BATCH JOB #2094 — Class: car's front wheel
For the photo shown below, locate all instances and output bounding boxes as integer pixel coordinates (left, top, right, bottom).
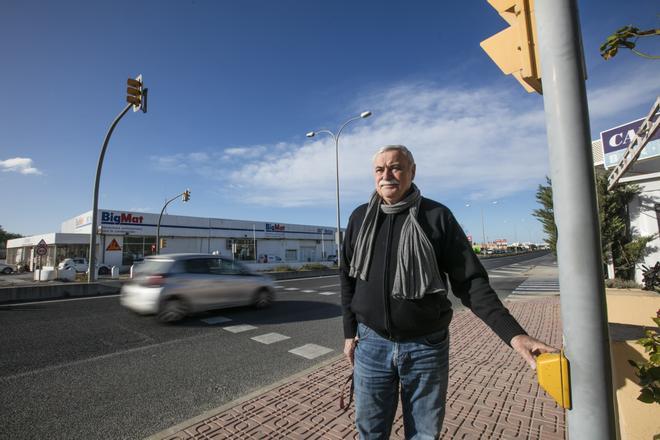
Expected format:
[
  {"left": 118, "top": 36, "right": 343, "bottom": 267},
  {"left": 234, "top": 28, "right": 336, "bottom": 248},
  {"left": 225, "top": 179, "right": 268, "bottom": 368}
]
[
  {"left": 98, "top": 266, "right": 111, "bottom": 276},
  {"left": 2, "top": 267, "right": 12, "bottom": 274},
  {"left": 157, "top": 298, "right": 187, "bottom": 323},
  {"left": 254, "top": 288, "right": 273, "bottom": 309}
]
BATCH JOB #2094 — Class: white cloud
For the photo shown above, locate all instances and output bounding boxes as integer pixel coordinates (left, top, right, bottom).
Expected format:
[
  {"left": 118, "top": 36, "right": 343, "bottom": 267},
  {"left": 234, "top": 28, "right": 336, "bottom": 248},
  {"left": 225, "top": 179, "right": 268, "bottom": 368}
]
[
  {"left": 226, "top": 83, "right": 550, "bottom": 207},
  {"left": 587, "top": 64, "right": 660, "bottom": 121},
  {"left": 0, "top": 157, "right": 42, "bottom": 175}
]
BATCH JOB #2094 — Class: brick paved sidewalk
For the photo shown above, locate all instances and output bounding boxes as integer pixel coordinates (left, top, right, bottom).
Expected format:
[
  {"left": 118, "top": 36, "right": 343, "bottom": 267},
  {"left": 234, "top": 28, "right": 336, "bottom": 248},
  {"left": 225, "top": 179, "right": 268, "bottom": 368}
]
[{"left": 151, "top": 297, "right": 564, "bottom": 440}]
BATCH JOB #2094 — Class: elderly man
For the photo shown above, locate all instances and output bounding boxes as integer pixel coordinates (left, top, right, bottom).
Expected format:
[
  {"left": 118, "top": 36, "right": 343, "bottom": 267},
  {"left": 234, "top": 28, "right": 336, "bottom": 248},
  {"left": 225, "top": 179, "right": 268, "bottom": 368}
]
[{"left": 340, "top": 145, "right": 555, "bottom": 439}]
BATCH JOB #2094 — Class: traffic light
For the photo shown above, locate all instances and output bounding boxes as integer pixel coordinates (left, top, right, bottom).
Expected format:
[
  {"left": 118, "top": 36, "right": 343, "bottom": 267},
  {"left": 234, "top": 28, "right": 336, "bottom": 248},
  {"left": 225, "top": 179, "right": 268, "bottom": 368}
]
[
  {"left": 480, "top": 0, "right": 542, "bottom": 94},
  {"left": 126, "top": 74, "right": 147, "bottom": 112},
  {"left": 182, "top": 189, "right": 191, "bottom": 202},
  {"left": 160, "top": 238, "right": 167, "bottom": 249}
]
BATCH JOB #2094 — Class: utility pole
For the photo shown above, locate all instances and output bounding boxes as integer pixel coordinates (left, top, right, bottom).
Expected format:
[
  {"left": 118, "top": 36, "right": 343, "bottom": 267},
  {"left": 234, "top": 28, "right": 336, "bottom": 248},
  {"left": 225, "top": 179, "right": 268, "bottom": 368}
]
[{"left": 535, "top": 0, "right": 617, "bottom": 437}]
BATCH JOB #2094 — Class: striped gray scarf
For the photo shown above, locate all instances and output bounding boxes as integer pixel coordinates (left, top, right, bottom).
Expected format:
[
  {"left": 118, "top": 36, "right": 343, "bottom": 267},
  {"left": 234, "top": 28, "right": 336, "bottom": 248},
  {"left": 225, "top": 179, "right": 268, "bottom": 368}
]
[{"left": 349, "top": 184, "right": 445, "bottom": 299}]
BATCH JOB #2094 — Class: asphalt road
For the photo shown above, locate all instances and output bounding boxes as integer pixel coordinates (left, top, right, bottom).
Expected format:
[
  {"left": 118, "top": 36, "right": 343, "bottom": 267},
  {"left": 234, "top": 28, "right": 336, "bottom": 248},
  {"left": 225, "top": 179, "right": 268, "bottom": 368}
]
[{"left": 0, "top": 251, "right": 551, "bottom": 439}]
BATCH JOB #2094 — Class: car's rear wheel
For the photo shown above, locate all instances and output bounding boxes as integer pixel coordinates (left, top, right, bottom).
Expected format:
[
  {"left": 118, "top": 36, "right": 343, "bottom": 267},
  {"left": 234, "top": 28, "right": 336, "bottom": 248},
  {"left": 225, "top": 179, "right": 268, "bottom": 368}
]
[
  {"left": 158, "top": 298, "right": 187, "bottom": 323},
  {"left": 254, "top": 288, "right": 273, "bottom": 309},
  {"left": 98, "top": 266, "right": 110, "bottom": 276}
]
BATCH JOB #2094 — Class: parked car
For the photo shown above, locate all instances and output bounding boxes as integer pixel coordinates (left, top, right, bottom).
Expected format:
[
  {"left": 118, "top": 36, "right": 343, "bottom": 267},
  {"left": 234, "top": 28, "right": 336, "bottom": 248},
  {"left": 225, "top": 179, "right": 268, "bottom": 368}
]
[
  {"left": 58, "top": 258, "right": 111, "bottom": 275},
  {"left": 120, "top": 253, "right": 276, "bottom": 322},
  {"left": 326, "top": 255, "right": 338, "bottom": 265},
  {"left": 0, "top": 262, "right": 15, "bottom": 274},
  {"left": 259, "top": 255, "right": 282, "bottom": 263}
]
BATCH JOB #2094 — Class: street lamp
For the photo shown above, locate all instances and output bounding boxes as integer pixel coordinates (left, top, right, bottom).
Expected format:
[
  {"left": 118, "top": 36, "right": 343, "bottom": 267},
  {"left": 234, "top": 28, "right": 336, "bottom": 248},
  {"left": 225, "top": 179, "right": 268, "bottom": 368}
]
[
  {"left": 306, "top": 111, "right": 372, "bottom": 268},
  {"left": 465, "top": 200, "right": 498, "bottom": 251},
  {"left": 156, "top": 189, "right": 191, "bottom": 254}
]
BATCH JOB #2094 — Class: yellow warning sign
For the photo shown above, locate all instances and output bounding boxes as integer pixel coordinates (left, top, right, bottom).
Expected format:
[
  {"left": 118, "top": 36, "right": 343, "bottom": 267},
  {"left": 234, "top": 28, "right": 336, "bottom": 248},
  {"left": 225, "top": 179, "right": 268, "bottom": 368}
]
[{"left": 106, "top": 239, "right": 122, "bottom": 251}]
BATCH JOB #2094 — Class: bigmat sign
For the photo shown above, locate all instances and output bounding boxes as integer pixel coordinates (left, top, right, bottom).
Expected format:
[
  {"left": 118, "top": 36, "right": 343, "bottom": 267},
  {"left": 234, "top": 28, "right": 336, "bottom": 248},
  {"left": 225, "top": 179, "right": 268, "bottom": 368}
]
[
  {"left": 600, "top": 116, "right": 660, "bottom": 169},
  {"left": 100, "top": 211, "right": 146, "bottom": 234}
]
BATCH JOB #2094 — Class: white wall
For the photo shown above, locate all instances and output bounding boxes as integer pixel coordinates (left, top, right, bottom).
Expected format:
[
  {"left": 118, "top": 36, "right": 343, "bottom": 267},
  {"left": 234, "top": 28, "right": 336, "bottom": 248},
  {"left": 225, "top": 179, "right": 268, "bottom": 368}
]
[{"left": 629, "top": 178, "right": 660, "bottom": 284}]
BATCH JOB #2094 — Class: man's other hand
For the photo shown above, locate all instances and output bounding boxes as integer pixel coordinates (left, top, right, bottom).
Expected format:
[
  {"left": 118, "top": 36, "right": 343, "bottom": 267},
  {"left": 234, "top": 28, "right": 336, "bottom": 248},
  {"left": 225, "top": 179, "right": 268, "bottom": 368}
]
[
  {"left": 344, "top": 337, "right": 358, "bottom": 366},
  {"left": 510, "top": 334, "right": 558, "bottom": 370}
]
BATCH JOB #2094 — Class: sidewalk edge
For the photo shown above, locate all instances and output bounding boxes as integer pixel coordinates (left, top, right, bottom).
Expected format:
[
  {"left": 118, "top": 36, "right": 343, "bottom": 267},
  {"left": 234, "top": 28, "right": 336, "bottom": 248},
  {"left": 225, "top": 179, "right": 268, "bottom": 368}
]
[{"left": 144, "top": 353, "right": 345, "bottom": 440}]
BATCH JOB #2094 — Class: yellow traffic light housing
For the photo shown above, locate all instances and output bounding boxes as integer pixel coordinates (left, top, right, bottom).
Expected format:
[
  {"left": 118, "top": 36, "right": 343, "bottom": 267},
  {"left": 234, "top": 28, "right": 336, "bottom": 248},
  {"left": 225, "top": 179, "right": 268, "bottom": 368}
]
[
  {"left": 182, "top": 189, "right": 191, "bottom": 202},
  {"left": 480, "top": 0, "right": 542, "bottom": 94},
  {"left": 537, "top": 351, "right": 571, "bottom": 409},
  {"left": 159, "top": 238, "right": 167, "bottom": 249},
  {"left": 126, "top": 75, "right": 145, "bottom": 112}
]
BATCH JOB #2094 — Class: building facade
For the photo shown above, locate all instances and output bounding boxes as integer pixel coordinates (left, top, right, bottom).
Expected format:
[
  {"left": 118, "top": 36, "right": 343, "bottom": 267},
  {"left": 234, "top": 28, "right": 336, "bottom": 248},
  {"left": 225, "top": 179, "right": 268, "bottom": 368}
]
[{"left": 7, "top": 209, "right": 339, "bottom": 271}]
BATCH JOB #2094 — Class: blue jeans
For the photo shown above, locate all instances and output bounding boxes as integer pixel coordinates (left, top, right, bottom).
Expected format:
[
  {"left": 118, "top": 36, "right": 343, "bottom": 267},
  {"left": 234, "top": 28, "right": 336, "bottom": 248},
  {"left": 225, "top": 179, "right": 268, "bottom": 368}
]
[{"left": 353, "top": 323, "right": 450, "bottom": 440}]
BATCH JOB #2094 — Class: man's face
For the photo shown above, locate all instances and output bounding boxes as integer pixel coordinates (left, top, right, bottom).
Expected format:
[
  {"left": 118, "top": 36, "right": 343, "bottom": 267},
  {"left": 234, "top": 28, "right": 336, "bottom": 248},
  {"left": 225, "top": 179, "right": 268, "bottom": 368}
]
[{"left": 373, "top": 149, "right": 416, "bottom": 205}]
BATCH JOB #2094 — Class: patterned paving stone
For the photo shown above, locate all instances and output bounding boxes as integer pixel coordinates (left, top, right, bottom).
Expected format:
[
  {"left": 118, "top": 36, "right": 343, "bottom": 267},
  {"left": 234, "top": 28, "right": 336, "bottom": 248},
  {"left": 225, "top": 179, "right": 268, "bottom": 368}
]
[{"left": 158, "top": 297, "right": 565, "bottom": 440}]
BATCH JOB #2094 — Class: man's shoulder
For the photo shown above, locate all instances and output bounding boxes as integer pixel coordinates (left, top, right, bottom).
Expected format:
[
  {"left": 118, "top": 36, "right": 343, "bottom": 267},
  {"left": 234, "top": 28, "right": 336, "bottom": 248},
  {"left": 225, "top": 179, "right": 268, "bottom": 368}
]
[
  {"left": 420, "top": 197, "right": 452, "bottom": 215},
  {"left": 349, "top": 203, "right": 369, "bottom": 220}
]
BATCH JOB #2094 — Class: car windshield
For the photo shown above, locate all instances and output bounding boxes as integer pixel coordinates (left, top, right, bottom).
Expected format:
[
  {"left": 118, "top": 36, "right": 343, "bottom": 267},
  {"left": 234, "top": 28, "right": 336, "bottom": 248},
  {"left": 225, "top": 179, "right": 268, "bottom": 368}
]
[{"left": 134, "top": 259, "right": 174, "bottom": 276}]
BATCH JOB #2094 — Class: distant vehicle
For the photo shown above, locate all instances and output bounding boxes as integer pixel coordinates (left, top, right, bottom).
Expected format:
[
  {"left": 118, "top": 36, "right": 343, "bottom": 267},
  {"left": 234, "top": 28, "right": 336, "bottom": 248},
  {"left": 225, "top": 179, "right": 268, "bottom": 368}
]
[
  {"left": 0, "top": 262, "right": 15, "bottom": 274},
  {"left": 259, "top": 255, "right": 282, "bottom": 263},
  {"left": 326, "top": 255, "right": 338, "bottom": 265},
  {"left": 120, "top": 253, "right": 276, "bottom": 323},
  {"left": 58, "top": 258, "right": 111, "bottom": 275}
]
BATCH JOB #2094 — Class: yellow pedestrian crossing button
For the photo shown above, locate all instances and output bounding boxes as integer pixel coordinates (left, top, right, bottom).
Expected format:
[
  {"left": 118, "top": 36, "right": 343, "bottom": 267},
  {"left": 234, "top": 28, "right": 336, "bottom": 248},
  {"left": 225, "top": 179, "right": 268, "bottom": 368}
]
[{"left": 537, "top": 351, "right": 571, "bottom": 409}]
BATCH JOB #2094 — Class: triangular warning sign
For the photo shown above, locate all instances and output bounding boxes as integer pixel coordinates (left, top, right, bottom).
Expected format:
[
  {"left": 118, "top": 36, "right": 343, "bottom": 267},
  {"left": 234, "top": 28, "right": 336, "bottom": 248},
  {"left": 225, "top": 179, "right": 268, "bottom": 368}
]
[{"left": 106, "top": 239, "right": 122, "bottom": 251}]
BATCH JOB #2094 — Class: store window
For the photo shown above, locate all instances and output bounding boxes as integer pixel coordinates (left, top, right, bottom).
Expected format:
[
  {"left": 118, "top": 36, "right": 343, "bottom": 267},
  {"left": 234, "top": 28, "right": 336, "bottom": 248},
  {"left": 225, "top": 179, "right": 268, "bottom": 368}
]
[
  {"left": 285, "top": 249, "right": 297, "bottom": 261},
  {"left": 122, "top": 236, "right": 156, "bottom": 265},
  {"left": 226, "top": 239, "right": 256, "bottom": 261}
]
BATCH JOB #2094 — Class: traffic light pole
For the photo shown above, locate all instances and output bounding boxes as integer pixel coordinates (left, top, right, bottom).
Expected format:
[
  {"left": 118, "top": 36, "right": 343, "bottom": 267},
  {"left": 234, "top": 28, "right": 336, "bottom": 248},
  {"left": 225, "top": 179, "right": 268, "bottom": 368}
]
[
  {"left": 88, "top": 103, "right": 133, "bottom": 282},
  {"left": 156, "top": 192, "right": 186, "bottom": 254},
  {"left": 535, "top": 1, "right": 617, "bottom": 438}
]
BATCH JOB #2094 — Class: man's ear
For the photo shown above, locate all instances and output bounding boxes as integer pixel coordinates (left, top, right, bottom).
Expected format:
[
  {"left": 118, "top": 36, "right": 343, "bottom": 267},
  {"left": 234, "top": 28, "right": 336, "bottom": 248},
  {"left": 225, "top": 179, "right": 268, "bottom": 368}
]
[{"left": 412, "top": 164, "right": 416, "bottom": 180}]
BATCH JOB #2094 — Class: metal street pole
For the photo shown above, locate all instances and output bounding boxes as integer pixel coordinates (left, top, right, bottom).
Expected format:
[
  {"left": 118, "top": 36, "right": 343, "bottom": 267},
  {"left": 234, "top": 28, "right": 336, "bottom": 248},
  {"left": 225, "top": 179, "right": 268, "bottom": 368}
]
[
  {"left": 536, "top": 0, "right": 617, "bottom": 437},
  {"left": 88, "top": 103, "right": 132, "bottom": 282},
  {"left": 156, "top": 192, "right": 187, "bottom": 254},
  {"left": 480, "top": 207, "right": 487, "bottom": 250}
]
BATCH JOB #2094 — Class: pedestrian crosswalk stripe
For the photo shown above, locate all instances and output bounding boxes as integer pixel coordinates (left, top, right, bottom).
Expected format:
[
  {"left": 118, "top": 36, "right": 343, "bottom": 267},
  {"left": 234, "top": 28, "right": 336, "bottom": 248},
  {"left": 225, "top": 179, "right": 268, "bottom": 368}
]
[
  {"left": 289, "top": 344, "right": 333, "bottom": 360},
  {"left": 301, "top": 289, "right": 316, "bottom": 293},
  {"left": 201, "top": 316, "right": 232, "bottom": 325},
  {"left": 251, "top": 333, "right": 291, "bottom": 344},
  {"left": 318, "top": 291, "right": 337, "bottom": 296},
  {"left": 284, "top": 287, "right": 300, "bottom": 291},
  {"left": 223, "top": 324, "right": 257, "bottom": 333}
]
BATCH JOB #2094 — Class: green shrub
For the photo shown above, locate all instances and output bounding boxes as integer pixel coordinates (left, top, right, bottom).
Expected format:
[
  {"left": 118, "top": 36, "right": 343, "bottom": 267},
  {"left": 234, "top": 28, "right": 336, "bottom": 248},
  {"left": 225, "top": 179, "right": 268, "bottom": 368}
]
[
  {"left": 271, "top": 265, "right": 295, "bottom": 272},
  {"left": 628, "top": 310, "right": 660, "bottom": 404},
  {"left": 300, "top": 263, "right": 331, "bottom": 271},
  {"left": 604, "top": 278, "right": 642, "bottom": 289}
]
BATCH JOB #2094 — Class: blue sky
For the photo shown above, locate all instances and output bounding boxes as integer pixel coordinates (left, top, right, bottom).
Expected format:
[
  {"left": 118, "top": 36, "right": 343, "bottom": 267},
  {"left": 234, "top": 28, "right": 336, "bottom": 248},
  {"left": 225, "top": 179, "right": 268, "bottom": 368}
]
[{"left": 1, "top": 0, "right": 658, "bottom": 244}]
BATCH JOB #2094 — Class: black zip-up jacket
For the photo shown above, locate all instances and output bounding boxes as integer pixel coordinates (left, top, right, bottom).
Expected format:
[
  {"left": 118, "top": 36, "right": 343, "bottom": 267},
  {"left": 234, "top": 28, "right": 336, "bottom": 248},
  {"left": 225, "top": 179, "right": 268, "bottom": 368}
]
[{"left": 340, "top": 197, "right": 526, "bottom": 344}]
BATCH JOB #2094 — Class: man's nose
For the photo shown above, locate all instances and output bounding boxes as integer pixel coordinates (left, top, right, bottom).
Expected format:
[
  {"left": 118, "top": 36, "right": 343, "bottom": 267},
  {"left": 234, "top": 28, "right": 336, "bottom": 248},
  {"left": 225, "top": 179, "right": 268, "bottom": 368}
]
[{"left": 383, "top": 168, "right": 394, "bottom": 179}]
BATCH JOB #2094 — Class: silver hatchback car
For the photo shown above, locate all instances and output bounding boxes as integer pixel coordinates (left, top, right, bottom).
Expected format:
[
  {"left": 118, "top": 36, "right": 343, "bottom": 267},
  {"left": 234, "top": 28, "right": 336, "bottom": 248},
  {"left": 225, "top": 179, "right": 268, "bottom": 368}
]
[{"left": 120, "top": 253, "right": 275, "bottom": 322}]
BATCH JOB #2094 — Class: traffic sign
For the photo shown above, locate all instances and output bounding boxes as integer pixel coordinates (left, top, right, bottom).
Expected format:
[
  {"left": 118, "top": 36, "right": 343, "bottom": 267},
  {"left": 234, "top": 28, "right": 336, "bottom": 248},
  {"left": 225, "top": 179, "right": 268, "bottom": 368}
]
[{"left": 35, "top": 239, "right": 48, "bottom": 256}]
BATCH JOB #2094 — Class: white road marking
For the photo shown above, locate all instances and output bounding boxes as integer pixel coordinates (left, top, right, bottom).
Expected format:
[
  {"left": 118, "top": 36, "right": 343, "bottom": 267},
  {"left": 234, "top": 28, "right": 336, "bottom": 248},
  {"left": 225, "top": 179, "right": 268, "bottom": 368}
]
[
  {"left": 0, "top": 294, "right": 120, "bottom": 307},
  {"left": 223, "top": 324, "right": 257, "bottom": 333},
  {"left": 284, "top": 287, "right": 300, "bottom": 291},
  {"left": 289, "top": 344, "right": 333, "bottom": 360},
  {"left": 318, "top": 283, "right": 340, "bottom": 288},
  {"left": 274, "top": 275, "right": 338, "bottom": 283},
  {"left": 318, "top": 291, "right": 337, "bottom": 296},
  {"left": 251, "top": 333, "right": 291, "bottom": 344},
  {"left": 301, "top": 290, "right": 316, "bottom": 293},
  {"left": 201, "top": 316, "right": 232, "bottom": 325}
]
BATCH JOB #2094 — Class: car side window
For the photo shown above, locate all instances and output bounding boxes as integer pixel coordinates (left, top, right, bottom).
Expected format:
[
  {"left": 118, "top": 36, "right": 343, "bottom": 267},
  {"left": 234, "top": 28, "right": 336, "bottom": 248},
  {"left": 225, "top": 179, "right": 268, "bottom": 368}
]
[
  {"left": 209, "top": 258, "right": 243, "bottom": 275},
  {"left": 184, "top": 258, "right": 211, "bottom": 274}
]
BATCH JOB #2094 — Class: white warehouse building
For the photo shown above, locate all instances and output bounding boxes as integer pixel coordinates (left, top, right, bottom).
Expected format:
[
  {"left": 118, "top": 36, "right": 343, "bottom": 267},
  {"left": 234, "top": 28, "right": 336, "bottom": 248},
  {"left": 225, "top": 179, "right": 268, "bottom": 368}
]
[{"left": 6, "top": 209, "right": 339, "bottom": 271}]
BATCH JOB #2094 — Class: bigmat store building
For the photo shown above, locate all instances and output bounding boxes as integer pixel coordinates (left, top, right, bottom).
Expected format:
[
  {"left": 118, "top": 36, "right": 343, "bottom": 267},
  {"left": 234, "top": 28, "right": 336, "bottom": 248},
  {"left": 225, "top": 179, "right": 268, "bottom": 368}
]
[{"left": 6, "top": 209, "right": 338, "bottom": 271}]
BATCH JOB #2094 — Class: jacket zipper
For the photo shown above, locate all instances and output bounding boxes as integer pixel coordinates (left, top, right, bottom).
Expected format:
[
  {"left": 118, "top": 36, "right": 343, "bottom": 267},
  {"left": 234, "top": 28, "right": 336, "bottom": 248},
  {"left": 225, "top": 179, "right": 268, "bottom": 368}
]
[{"left": 383, "top": 214, "right": 394, "bottom": 339}]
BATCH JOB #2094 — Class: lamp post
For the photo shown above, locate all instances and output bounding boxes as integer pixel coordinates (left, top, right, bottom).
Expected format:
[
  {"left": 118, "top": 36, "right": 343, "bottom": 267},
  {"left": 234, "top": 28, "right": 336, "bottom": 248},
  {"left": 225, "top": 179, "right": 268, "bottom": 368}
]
[
  {"left": 465, "top": 200, "right": 498, "bottom": 251},
  {"left": 306, "top": 111, "right": 372, "bottom": 268},
  {"left": 156, "top": 189, "right": 190, "bottom": 254}
]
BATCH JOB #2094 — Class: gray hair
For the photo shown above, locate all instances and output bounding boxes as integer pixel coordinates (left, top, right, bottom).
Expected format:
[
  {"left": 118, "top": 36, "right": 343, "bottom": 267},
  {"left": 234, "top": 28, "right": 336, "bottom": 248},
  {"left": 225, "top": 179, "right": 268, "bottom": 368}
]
[{"left": 372, "top": 145, "right": 415, "bottom": 165}]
